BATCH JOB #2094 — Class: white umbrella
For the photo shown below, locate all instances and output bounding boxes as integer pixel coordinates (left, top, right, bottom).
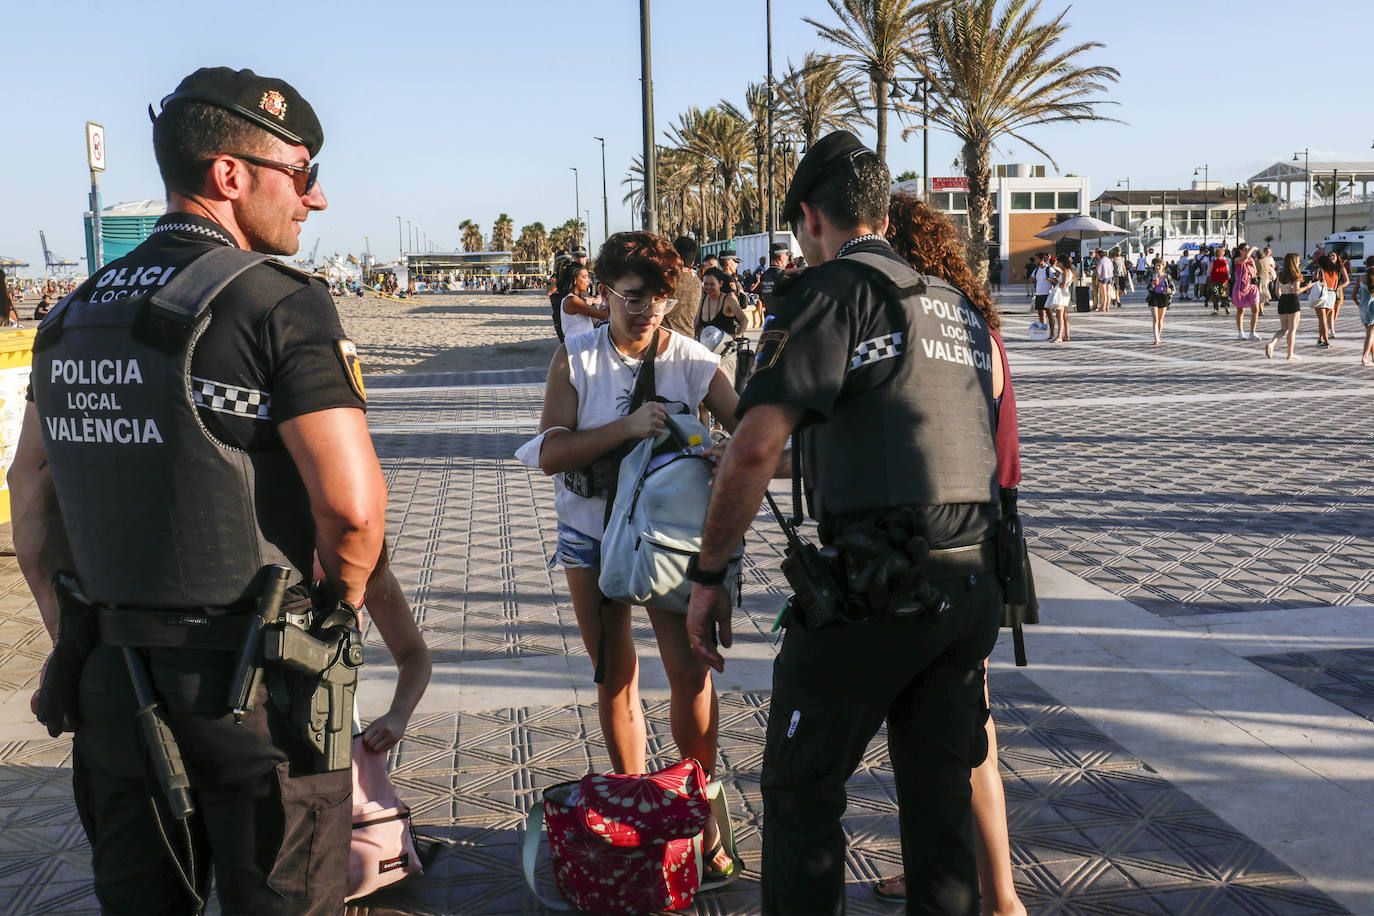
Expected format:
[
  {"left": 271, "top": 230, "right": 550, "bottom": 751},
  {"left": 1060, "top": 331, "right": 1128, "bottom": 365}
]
[{"left": 1035, "top": 215, "right": 1125, "bottom": 241}]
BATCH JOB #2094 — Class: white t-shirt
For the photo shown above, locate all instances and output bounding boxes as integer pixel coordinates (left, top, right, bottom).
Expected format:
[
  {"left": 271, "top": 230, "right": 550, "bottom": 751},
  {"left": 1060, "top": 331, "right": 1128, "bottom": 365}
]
[
  {"left": 1033, "top": 265, "right": 1058, "bottom": 296},
  {"left": 561, "top": 295, "right": 599, "bottom": 340},
  {"left": 556, "top": 326, "right": 719, "bottom": 538}
]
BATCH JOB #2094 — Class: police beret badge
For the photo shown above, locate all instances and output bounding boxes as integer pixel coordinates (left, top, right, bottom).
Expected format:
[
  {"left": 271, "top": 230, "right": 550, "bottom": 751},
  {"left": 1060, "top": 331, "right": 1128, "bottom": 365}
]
[{"left": 259, "top": 90, "right": 287, "bottom": 121}]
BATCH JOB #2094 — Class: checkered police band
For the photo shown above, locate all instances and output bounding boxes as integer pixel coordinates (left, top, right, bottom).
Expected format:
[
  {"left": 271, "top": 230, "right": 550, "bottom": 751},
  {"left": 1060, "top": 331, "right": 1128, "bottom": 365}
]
[
  {"left": 191, "top": 376, "right": 272, "bottom": 420},
  {"left": 850, "top": 332, "right": 904, "bottom": 371}
]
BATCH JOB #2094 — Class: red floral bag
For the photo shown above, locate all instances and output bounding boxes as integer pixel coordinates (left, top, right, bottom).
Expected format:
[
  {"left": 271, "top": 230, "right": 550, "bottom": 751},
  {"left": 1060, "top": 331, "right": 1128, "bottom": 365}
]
[{"left": 522, "top": 758, "right": 734, "bottom": 915}]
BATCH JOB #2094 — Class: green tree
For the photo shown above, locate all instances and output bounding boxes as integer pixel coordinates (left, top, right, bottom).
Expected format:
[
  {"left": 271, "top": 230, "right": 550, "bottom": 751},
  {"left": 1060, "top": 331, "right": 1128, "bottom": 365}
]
[
  {"left": 459, "top": 219, "right": 484, "bottom": 252},
  {"left": 512, "top": 222, "right": 549, "bottom": 271},
  {"left": 894, "top": 169, "right": 919, "bottom": 182},
  {"left": 805, "top": 0, "right": 942, "bottom": 165},
  {"left": 903, "top": 0, "right": 1119, "bottom": 281},
  {"left": 549, "top": 218, "right": 585, "bottom": 254},
  {"left": 490, "top": 213, "right": 514, "bottom": 252},
  {"left": 776, "top": 52, "right": 872, "bottom": 151}
]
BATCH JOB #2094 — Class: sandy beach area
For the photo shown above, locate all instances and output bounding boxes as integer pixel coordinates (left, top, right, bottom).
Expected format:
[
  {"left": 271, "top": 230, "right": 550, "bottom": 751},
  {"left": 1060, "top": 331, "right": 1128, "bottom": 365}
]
[{"left": 336, "top": 289, "right": 559, "bottom": 376}]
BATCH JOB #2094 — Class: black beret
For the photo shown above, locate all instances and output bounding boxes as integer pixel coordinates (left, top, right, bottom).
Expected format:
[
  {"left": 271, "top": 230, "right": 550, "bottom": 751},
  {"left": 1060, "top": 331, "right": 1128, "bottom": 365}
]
[
  {"left": 152, "top": 67, "right": 324, "bottom": 157},
  {"left": 781, "top": 130, "right": 874, "bottom": 225}
]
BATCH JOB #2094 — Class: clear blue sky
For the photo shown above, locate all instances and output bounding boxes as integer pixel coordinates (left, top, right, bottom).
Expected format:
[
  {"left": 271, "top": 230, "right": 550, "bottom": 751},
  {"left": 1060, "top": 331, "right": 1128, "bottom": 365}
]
[{"left": 1, "top": 0, "right": 1367, "bottom": 274}]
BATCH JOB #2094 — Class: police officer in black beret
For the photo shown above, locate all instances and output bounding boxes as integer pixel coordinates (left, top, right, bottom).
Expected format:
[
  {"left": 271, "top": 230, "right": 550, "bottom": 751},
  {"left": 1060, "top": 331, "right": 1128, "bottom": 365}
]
[
  {"left": 10, "top": 67, "right": 386, "bottom": 915},
  {"left": 686, "top": 130, "right": 1005, "bottom": 914},
  {"left": 756, "top": 241, "right": 792, "bottom": 313}
]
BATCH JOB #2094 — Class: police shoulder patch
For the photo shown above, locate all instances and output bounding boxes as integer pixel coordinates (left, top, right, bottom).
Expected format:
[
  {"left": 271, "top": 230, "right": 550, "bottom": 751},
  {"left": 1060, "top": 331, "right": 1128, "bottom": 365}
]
[
  {"left": 336, "top": 340, "right": 366, "bottom": 403},
  {"left": 753, "top": 329, "right": 789, "bottom": 374}
]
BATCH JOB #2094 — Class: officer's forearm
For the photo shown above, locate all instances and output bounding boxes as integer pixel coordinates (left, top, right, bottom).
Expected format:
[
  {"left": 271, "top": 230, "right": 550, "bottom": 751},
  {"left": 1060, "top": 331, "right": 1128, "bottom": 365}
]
[
  {"left": 11, "top": 480, "right": 70, "bottom": 642},
  {"left": 699, "top": 405, "right": 800, "bottom": 570},
  {"left": 315, "top": 514, "right": 384, "bottom": 609}
]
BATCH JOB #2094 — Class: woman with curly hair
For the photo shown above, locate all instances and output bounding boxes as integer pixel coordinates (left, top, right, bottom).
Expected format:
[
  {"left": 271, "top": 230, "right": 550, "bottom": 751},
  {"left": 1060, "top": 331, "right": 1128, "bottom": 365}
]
[
  {"left": 874, "top": 193, "right": 1030, "bottom": 916},
  {"left": 524, "top": 231, "right": 743, "bottom": 880}
]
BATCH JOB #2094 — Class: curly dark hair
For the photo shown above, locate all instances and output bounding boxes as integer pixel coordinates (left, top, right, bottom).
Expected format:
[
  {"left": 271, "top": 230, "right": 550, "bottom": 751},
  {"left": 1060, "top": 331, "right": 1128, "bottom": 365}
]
[
  {"left": 885, "top": 192, "right": 1000, "bottom": 331},
  {"left": 593, "top": 231, "right": 681, "bottom": 298}
]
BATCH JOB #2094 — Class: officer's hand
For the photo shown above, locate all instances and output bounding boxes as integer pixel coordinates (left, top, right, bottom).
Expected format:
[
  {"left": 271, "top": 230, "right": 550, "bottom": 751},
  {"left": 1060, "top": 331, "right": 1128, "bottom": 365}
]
[
  {"left": 623, "top": 402, "right": 669, "bottom": 440},
  {"left": 362, "top": 711, "right": 408, "bottom": 753},
  {"left": 687, "top": 583, "right": 732, "bottom": 672},
  {"left": 30, "top": 654, "right": 49, "bottom": 717}
]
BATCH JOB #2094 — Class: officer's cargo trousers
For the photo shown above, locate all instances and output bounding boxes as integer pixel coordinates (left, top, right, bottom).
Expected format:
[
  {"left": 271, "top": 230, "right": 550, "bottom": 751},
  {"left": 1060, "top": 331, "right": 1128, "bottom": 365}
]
[
  {"left": 72, "top": 644, "right": 351, "bottom": 916},
  {"left": 761, "top": 570, "right": 1003, "bottom": 915}
]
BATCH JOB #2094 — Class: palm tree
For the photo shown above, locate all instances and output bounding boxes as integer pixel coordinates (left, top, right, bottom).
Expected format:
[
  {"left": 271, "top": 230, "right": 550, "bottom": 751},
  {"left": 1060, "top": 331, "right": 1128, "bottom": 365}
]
[
  {"left": 459, "top": 219, "right": 484, "bottom": 252},
  {"left": 512, "top": 222, "right": 549, "bottom": 271},
  {"left": 722, "top": 83, "right": 772, "bottom": 234},
  {"left": 490, "top": 213, "right": 514, "bottom": 252},
  {"left": 805, "top": 0, "right": 942, "bottom": 164},
  {"left": 549, "top": 218, "right": 585, "bottom": 254},
  {"left": 776, "top": 53, "right": 871, "bottom": 151},
  {"left": 902, "top": 0, "right": 1120, "bottom": 281}
]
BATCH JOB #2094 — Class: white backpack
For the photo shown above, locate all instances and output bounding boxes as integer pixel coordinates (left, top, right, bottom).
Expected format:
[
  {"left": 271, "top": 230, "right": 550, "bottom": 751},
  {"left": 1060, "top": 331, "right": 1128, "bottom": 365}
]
[{"left": 598, "top": 414, "right": 744, "bottom": 612}]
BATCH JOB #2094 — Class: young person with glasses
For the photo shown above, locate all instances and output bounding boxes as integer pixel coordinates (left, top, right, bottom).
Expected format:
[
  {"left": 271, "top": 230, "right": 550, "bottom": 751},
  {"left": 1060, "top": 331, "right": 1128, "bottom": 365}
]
[{"left": 527, "top": 232, "right": 744, "bottom": 882}]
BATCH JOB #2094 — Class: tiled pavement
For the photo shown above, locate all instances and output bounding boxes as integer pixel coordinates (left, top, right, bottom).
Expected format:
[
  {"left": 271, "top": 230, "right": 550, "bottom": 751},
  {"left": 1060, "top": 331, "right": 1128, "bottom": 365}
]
[{"left": 0, "top": 291, "right": 1373, "bottom": 914}]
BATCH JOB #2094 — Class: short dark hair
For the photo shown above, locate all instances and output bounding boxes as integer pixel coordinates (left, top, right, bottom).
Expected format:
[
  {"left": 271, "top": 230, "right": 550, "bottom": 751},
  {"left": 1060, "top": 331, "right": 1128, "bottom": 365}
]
[
  {"left": 796, "top": 153, "right": 890, "bottom": 233},
  {"left": 672, "top": 235, "right": 699, "bottom": 266},
  {"left": 701, "top": 252, "right": 719, "bottom": 265},
  {"left": 594, "top": 232, "right": 681, "bottom": 297},
  {"left": 152, "top": 100, "right": 276, "bottom": 197}
]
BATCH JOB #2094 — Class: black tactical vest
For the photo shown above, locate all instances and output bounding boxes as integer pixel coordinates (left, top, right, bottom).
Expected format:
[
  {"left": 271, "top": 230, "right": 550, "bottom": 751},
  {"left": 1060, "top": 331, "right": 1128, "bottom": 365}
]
[
  {"left": 803, "top": 251, "right": 999, "bottom": 529},
  {"left": 32, "top": 248, "right": 308, "bottom": 608}
]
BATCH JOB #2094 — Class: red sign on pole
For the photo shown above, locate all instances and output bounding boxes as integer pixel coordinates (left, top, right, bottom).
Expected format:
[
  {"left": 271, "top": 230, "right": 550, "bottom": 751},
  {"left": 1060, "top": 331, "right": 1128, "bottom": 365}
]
[{"left": 931, "top": 177, "right": 968, "bottom": 191}]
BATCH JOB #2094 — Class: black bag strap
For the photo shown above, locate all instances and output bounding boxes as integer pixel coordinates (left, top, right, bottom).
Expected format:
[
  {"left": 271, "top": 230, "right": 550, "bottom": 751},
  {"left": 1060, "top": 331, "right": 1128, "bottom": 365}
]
[{"left": 626, "top": 330, "right": 660, "bottom": 412}]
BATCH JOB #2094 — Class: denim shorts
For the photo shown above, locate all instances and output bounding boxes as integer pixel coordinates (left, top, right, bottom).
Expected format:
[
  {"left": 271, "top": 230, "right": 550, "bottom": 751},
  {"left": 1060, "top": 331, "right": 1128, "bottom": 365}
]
[{"left": 554, "top": 522, "right": 602, "bottom": 570}]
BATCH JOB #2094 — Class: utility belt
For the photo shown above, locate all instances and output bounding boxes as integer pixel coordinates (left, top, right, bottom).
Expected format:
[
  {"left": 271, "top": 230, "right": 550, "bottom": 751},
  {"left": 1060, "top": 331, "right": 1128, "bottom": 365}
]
[
  {"left": 766, "top": 497, "right": 997, "bottom": 631},
  {"left": 37, "top": 566, "right": 362, "bottom": 774}
]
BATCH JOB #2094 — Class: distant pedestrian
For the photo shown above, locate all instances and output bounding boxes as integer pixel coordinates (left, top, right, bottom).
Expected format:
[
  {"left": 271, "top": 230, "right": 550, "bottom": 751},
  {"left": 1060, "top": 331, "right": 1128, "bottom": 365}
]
[
  {"left": 1314, "top": 252, "right": 1342, "bottom": 347},
  {"left": 1207, "top": 248, "right": 1231, "bottom": 314},
  {"left": 1357, "top": 257, "right": 1374, "bottom": 365},
  {"left": 1230, "top": 244, "right": 1260, "bottom": 340},
  {"left": 1257, "top": 246, "right": 1276, "bottom": 315},
  {"left": 1265, "top": 253, "right": 1312, "bottom": 360},
  {"left": 1051, "top": 255, "right": 1075, "bottom": 342},
  {"left": 1147, "top": 258, "right": 1173, "bottom": 345},
  {"left": 558, "top": 263, "right": 608, "bottom": 340},
  {"left": 1112, "top": 248, "right": 1130, "bottom": 296},
  {"left": 1094, "top": 248, "right": 1115, "bottom": 311},
  {"left": 1330, "top": 254, "right": 1351, "bottom": 331},
  {"left": 1031, "top": 253, "right": 1058, "bottom": 329}
]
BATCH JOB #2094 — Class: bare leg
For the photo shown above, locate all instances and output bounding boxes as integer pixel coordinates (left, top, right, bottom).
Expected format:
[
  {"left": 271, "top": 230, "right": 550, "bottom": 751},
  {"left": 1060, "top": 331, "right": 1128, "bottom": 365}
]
[
  {"left": 970, "top": 712, "right": 1027, "bottom": 916},
  {"left": 1234, "top": 308, "right": 1243, "bottom": 336},
  {"left": 1056, "top": 307, "right": 1069, "bottom": 341},
  {"left": 875, "top": 688, "right": 1026, "bottom": 915},
  {"left": 1152, "top": 307, "right": 1164, "bottom": 344},
  {"left": 1248, "top": 308, "right": 1259, "bottom": 336},
  {"left": 646, "top": 606, "right": 731, "bottom": 872},
  {"left": 1287, "top": 312, "right": 1301, "bottom": 359},
  {"left": 1362, "top": 323, "right": 1374, "bottom": 364},
  {"left": 565, "top": 567, "right": 645, "bottom": 774}
]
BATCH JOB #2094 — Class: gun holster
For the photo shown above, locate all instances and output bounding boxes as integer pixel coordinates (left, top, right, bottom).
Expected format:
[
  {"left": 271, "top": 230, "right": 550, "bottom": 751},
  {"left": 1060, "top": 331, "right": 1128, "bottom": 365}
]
[
  {"left": 779, "top": 543, "right": 849, "bottom": 630},
  {"left": 997, "top": 488, "right": 1030, "bottom": 608},
  {"left": 262, "top": 600, "right": 363, "bottom": 772},
  {"left": 35, "top": 571, "right": 99, "bottom": 737}
]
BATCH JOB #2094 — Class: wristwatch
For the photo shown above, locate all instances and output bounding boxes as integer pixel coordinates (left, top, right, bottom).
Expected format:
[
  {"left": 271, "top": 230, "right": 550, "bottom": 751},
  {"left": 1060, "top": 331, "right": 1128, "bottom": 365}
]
[{"left": 686, "top": 554, "right": 729, "bottom": 587}]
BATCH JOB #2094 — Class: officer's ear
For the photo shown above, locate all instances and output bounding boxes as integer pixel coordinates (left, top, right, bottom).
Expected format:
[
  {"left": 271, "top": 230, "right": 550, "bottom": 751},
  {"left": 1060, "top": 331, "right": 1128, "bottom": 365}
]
[{"left": 203, "top": 155, "right": 252, "bottom": 202}]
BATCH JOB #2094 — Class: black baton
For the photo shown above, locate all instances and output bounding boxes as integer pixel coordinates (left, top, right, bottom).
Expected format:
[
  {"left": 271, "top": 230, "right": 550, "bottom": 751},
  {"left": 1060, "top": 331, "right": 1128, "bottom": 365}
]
[
  {"left": 226, "top": 565, "right": 292, "bottom": 719},
  {"left": 122, "top": 648, "right": 195, "bottom": 821}
]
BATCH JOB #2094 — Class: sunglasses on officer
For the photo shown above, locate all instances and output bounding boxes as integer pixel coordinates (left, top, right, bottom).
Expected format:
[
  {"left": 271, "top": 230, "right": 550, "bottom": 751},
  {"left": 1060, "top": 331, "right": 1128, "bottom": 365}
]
[{"left": 224, "top": 152, "right": 319, "bottom": 195}]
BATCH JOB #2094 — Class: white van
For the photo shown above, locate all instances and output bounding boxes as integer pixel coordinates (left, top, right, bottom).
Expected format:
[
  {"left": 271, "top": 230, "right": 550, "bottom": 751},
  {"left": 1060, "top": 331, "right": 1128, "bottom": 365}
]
[{"left": 1318, "top": 230, "right": 1373, "bottom": 264}]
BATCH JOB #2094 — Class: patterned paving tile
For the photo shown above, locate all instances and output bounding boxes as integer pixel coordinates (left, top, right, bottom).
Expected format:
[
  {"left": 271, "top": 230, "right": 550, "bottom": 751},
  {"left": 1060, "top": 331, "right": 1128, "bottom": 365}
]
[
  {"left": 343, "top": 672, "right": 1346, "bottom": 915},
  {"left": 1005, "top": 301, "right": 1374, "bottom": 617},
  {"left": 1247, "top": 647, "right": 1374, "bottom": 723}
]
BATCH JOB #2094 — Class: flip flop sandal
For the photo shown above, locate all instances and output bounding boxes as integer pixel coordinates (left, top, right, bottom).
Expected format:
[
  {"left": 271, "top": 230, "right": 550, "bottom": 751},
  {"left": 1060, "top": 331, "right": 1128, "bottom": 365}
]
[
  {"left": 872, "top": 876, "right": 906, "bottom": 904},
  {"left": 702, "top": 841, "right": 741, "bottom": 886}
]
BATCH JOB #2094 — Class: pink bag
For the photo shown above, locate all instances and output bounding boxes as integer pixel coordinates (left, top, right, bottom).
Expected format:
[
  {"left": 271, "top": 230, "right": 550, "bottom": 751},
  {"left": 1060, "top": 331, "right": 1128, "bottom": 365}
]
[
  {"left": 522, "top": 758, "right": 735, "bottom": 915},
  {"left": 346, "top": 736, "right": 423, "bottom": 901}
]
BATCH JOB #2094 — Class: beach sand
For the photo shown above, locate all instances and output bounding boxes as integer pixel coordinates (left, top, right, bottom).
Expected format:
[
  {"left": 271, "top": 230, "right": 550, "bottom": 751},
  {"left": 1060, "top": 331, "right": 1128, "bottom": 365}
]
[{"left": 336, "top": 290, "right": 559, "bottom": 376}]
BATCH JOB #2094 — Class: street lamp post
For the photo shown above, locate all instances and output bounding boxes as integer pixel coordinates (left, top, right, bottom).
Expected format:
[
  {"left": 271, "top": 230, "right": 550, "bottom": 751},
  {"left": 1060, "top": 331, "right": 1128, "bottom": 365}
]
[
  {"left": 1116, "top": 178, "right": 1131, "bottom": 235},
  {"left": 593, "top": 137, "right": 609, "bottom": 245},
  {"left": 639, "top": 0, "right": 658, "bottom": 233},
  {"left": 570, "top": 167, "right": 581, "bottom": 246},
  {"left": 1293, "top": 149, "right": 1310, "bottom": 257},
  {"left": 1332, "top": 167, "right": 1338, "bottom": 236},
  {"left": 766, "top": 0, "right": 775, "bottom": 244},
  {"left": 396, "top": 216, "right": 402, "bottom": 259},
  {"left": 1193, "top": 164, "right": 1209, "bottom": 251}
]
